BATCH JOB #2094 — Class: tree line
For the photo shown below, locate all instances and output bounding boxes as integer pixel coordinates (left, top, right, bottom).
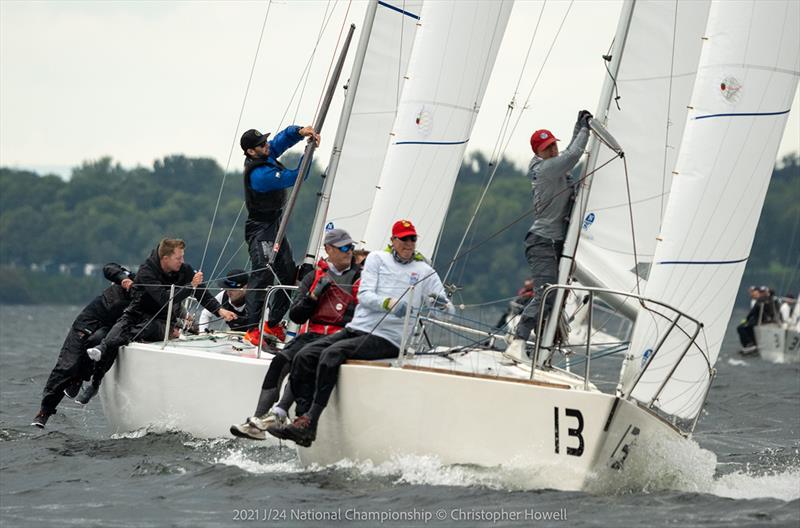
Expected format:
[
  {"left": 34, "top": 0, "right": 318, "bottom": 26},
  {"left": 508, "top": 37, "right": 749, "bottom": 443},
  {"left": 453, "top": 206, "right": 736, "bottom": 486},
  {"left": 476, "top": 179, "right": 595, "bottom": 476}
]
[{"left": 0, "top": 152, "right": 797, "bottom": 305}]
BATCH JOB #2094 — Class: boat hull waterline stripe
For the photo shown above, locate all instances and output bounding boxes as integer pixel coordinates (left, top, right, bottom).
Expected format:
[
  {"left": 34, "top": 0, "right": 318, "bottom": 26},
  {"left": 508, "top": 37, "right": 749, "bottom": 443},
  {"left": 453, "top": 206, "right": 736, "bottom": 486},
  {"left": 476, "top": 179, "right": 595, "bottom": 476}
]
[
  {"left": 693, "top": 109, "right": 790, "bottom": 120},
  {"left": 657, "top": 257, "right": 748, "bottom": 265},
  {"left": 378, "top": 1, "right": 420, "bottom": 20}
]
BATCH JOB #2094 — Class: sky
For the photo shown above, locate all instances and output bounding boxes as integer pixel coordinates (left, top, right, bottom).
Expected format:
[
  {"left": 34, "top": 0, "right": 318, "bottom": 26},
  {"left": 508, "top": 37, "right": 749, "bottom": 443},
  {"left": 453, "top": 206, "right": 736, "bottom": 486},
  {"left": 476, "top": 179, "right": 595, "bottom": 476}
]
[{"left": 1, "top": 0, "right": 798, "bottom": 178}]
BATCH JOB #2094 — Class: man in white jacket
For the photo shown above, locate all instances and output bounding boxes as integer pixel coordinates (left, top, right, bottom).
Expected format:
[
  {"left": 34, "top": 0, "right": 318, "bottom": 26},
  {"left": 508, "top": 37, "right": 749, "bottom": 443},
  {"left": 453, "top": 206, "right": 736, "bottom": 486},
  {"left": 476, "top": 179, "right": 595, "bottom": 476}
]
[{"left": 267, "top": 219, "right": 453, "bottom": 447}]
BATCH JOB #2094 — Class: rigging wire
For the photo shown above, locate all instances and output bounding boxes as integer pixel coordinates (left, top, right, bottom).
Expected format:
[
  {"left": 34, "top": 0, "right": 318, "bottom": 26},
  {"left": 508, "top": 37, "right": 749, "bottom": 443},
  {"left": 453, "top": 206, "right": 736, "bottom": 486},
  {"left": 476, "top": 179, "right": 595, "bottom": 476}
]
[
  {"left": 659, "top": 0, "right": 680, "bottom": 228},
  {"left": 292, "top": 0, "right": 335, "bottom": 125},
  {"left": 198, "top": 0, "right": 273, "bottom": 274}
]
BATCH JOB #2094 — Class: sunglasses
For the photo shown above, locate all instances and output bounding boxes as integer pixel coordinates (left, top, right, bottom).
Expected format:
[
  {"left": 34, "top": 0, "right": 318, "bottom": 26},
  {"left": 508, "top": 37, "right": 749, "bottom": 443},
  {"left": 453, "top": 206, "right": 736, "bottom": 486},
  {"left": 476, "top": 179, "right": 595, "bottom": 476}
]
[
  {"left": 396, "top": 235, "right": 417, "bottom": 242},
  {"left": 336, "top": 244, "right": 354, "bottom": 253}
]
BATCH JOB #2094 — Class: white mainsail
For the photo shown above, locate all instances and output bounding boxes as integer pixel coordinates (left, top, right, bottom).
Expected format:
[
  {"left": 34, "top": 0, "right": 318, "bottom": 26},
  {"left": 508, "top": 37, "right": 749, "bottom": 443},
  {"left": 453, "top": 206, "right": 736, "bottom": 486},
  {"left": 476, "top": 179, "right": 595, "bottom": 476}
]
[
  {"left": 576, "top": 0, "right": 710, "bottom": 307},
  {"left": 360, "top": 0, "right": 513, "bottom": 256},
  {"left": 621, "top": 0, "right": 800, "bottom": 419},
  {"left": 321, "top": 0, "right": 422, "bottom": 246}
]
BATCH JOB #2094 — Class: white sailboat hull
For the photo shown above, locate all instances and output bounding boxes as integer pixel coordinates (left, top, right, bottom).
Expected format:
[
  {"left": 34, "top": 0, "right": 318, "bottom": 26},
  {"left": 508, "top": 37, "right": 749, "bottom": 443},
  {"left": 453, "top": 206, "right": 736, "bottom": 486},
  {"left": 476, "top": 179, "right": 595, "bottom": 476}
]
[
  {"left": 754, "top": 325, "right": 800, "bottom": 364},
  {"left": 99, "top": 340, "right": 271, "bottom": 438},
  {"left": 298, "top": 362, "right": 692, "bottom": 491}
]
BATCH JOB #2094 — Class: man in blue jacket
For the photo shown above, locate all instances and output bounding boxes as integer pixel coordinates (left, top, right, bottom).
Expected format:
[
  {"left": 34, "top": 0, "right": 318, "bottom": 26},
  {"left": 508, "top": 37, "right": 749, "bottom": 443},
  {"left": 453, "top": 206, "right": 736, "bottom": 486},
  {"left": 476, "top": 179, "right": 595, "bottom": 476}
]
[{"left": 239, "top": 125, "right": 319, "bottom": 346}]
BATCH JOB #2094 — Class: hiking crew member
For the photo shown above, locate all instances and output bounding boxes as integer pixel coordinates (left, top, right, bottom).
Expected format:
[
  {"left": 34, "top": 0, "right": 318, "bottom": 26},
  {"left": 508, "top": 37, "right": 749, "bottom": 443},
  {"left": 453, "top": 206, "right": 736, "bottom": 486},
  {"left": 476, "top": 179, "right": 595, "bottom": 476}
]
[
  {"left": 267, "top": 220, "right": 453, "bottom": 447},
  {"left": 239, "top": 125, "right": 320, "bottom": 346},
  {"left": 230, "top": 228, "right": 361, "bottom": 440},
  {"left": 506, "top": 110, "right": 592, "bottom": 362},
  {"left": 198, "top": 269, "right": 250, "bottom": 332},
  {"left": 84, "top": 239, "right": 237, "bottom": 405},
  {"left": 32, "top": 263, "right": 134, "bottom": 428}
]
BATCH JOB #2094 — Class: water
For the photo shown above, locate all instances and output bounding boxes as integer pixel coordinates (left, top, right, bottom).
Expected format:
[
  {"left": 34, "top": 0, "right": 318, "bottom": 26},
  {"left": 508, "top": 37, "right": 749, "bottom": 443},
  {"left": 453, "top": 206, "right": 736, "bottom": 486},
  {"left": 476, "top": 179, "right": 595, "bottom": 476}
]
[{"left": 1, "top": 305, "right": 798, "bottom": 527}]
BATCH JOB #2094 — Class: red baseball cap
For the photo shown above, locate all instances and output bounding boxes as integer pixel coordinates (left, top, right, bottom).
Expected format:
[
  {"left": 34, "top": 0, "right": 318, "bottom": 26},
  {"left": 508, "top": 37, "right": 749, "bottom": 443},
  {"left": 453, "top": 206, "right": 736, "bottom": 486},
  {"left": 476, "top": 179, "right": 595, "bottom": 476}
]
[
  {"left": 530, "top": 129, "right": 559, "bottom": 154},
  {"left": 392, "top": 219, "right": 417, "bottom": 238}
]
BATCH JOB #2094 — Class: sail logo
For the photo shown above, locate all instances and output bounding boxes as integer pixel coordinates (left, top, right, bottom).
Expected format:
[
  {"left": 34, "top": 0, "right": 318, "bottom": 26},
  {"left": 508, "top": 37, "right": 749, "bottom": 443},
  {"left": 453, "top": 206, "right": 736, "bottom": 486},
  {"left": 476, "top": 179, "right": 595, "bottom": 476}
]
[
  {"left": 582, "top": 212, "right": 595, "bottom": 231},
  {"left": 414, "top": 107, "right": 432, "bottom": 136},
  {"left": 719, "top": 76, "right": 741, "bottom": 103},
  {"left": 325, "top": 222, "right": 334, "bottom": 231},
  {"left": 640, "top": 348, "right": 652, "bottom": 368}
]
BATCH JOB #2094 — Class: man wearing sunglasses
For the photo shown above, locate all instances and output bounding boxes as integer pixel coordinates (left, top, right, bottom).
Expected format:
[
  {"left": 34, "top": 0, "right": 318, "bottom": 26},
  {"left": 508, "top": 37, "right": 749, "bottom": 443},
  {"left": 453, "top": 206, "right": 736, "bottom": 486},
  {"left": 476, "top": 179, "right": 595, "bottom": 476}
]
[
  {"left": 231, "top": 228, "right": 361, "bottom": 440},
  {"left": 266, "top": 219, "right": 453, "bottom": 447}
]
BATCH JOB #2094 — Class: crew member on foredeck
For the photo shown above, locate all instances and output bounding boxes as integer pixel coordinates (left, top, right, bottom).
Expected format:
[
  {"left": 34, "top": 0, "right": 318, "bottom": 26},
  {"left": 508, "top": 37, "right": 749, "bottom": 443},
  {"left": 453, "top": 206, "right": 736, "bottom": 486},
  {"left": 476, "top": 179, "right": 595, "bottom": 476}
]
[
  {"left": 83, "top": 239, "right": 237, "bottom": 404},
  {"left": 230, "top": 228, "right": 361, "bottom": 441},
  {"left": 239, "top": 125, "right": 320, "bottom": 347},
  {"left": 505, "top": 110, "right": 592, "bottom": 363},
  {"left": 266, "top": 220, "right": 453, "bottom": 448},
  {"left": 197, "top": 269, "right": 250, "bottom": 332},
  {"left": 32, "top": 263, "right": 134, "bottom": 428}
]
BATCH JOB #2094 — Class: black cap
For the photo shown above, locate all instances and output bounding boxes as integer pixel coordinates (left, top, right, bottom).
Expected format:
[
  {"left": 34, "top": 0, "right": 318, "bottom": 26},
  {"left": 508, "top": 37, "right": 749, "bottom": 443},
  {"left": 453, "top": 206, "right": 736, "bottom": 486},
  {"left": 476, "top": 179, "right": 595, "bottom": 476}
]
[
  {"left": 240, "top": 129, "right": 271, "bottom": 151},
  {"left": 221, "top": 269, "right": 249, "bottom": 288}
]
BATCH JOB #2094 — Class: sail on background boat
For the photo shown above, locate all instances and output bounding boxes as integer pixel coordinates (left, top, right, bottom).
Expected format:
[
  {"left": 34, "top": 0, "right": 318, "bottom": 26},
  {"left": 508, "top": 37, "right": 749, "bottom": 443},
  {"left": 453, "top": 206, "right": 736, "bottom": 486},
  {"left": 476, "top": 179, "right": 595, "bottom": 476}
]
[
  {"left": 621, "top": 0, "right": 800, "bottom": 420},
  {"left": 360, "top": 0, "right": 514, "bottom": 257}
]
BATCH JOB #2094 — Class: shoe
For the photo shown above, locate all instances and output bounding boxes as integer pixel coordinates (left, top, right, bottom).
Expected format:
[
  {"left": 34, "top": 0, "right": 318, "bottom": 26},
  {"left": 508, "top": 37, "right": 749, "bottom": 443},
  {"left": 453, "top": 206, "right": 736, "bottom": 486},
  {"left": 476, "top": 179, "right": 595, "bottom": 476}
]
[
  {"left": 86, "top": 347, "right": 102, "bottom": 361},
  {"left": 31, "top": 410, "right": 51, "bottom": 428},
  {"left": 503, "top": 338, "right": 531, "bottom": 364},
  {"left": 64, "top": 379, "right": 82, "bottom": 399},
  {"left": 230, "top": 420, "right": 266, "bottom": 440},
  {"left": 249, "top": 409, "right": 289, "bottom": 431},
  {"left": 739, "top": 345, "right": 758, "bottom": 356},
  {"left": 75, "top": 384, "right": 99, "bottom": 405},
  {"left": 262, "top": 323, "right": 286, "bottom": 343},
  {"left": 268, "top": 415, "right": 316, "bottom": 447}
]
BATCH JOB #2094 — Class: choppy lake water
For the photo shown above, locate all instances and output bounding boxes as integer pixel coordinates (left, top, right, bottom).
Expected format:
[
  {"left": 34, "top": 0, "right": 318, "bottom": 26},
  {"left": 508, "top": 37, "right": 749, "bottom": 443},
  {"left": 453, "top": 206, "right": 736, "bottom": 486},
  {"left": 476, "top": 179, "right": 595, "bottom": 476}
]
[{"left": 1, "top": 305, "right": 798, "bottom": 527}]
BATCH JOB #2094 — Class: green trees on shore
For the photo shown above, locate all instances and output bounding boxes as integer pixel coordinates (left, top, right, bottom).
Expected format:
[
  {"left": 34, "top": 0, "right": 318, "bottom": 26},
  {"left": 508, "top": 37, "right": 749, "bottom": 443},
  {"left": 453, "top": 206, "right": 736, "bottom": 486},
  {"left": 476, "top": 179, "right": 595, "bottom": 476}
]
[{"left": 0, "top": 152, "right": 797, "bottom": 304}]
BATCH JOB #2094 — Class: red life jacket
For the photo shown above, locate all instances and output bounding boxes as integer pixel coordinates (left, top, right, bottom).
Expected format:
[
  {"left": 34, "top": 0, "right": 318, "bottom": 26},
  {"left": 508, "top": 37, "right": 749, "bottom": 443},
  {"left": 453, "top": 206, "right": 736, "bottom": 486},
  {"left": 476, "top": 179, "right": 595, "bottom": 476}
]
[{"left": 299, "top": 260, "right": 360, "bottom": 335}]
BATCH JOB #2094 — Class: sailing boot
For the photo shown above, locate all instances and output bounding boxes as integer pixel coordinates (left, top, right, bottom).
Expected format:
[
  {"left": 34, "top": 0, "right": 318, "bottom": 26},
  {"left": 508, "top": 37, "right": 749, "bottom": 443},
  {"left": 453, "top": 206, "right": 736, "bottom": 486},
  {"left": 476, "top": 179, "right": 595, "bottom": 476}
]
[
  {"left": 75, "top": 384, "right": 99, "bottom": 405},
  {"left": 230, "top": 420, "right": 266, "bottom": 440},
  {"left": 503, "top": 338, "right": 531, "bottom": 364},
  {"left": 31, "top": 409, "right": 53, "bottom": 428},
  {"left": 267, "top": 415, "right": 316, "bottom": 447},
  {"left": 63, "top": 379, "right": 83, "bottom": 399}
]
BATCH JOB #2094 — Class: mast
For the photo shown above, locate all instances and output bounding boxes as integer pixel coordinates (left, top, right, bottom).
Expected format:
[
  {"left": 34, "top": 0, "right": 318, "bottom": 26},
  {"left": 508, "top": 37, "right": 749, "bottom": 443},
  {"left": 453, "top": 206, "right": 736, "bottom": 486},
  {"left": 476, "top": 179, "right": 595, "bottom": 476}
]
[
  {"left": 269, "top": 24, "right": 356, "bottom": 265},
  {"left": 303, "top": 0, "right": 379, "bottom": 266},
  {"left": 538, "top": 0, "right": 637, "bottom": 360}
]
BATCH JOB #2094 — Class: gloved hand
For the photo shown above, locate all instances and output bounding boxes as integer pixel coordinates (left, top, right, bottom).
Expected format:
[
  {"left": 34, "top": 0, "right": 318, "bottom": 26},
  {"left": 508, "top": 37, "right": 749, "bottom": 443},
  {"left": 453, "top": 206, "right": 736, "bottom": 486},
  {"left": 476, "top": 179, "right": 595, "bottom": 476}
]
[
  {"left": 86, "top": 347, "right": 102, "bottom": 362},
  {"left": 392, "top": 300, "right": 409, "bottom": 318},
  {"left": 311, "top": 276, "right": 333, "bottom": 299},
  {"left": 429, "top": 292, "right": 450, "bottom": 310},
  {"left": 577, "top": 110, "right": 593, "bottom": 129}
]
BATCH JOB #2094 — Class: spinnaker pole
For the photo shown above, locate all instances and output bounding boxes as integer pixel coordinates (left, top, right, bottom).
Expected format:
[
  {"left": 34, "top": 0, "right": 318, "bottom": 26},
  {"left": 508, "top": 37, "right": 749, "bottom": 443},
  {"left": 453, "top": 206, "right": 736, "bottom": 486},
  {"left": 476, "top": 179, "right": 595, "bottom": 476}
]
[{"left": 269, "top": 23, "right": 356, "bottom": 265}]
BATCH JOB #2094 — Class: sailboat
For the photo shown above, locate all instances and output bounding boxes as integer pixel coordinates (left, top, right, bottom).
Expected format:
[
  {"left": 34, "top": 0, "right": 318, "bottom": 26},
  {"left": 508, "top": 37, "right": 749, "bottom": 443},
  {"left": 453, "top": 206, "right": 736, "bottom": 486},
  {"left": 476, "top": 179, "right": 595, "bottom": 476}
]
[{"left": 100, "top": 0, "right": 799, "bottom": 492}]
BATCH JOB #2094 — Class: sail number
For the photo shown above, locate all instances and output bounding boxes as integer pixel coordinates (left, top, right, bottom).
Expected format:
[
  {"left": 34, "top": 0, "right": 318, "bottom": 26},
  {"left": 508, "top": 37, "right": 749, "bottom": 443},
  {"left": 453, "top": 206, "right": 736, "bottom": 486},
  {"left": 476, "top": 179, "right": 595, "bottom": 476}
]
[{"left": 554, "top": 407, "right": 584, "bottom": 457}]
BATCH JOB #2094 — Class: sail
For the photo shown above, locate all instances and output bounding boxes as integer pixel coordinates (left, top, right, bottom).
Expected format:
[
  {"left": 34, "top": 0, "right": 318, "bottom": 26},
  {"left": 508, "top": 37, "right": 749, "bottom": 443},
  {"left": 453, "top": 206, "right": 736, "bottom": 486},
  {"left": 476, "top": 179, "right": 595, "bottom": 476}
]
[
  {"left": 360, "top": 0, "right": 513, "bottom": 256},
  {"left": 622, "top": 0, "right": 800, "bottom": 420},
  {"left": 576, "top": 0, "right": 711, "bottom": 304},
  {"left": 322, "top": 0, "right": 423, "bottom": 245}
]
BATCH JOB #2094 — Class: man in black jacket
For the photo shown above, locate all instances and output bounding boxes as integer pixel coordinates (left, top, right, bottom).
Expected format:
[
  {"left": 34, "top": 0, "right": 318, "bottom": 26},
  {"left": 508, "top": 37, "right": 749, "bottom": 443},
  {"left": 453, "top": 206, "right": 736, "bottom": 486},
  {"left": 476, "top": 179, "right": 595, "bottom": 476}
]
[
  {"left": 83, "top": 239, "right": 238, "bottom": 403},
  {"left": 32, "top": 263, "right": 135, "bottom": 428},
  {"left": 239, "top": 125, "right": 319, "bottom": 346},
  {"left": 230, "top": 228, "right": 360, "bottom": 440}
]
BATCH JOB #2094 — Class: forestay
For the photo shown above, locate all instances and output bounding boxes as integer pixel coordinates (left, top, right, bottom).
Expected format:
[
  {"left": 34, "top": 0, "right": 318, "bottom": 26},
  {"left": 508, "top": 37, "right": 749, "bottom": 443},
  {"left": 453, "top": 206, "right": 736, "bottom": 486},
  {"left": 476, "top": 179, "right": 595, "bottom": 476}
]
[
  {"left": 575, "top": 0, "right": 710, "bottom": 306},
  {"left": 360, "top": 0, "right": 513, "bottom": 256},
  {"left": 621, "top": 0, "right": 800, "bottom": 420},
  {"left": 322, "top": 0, "right": 423, "bottom": 246}
]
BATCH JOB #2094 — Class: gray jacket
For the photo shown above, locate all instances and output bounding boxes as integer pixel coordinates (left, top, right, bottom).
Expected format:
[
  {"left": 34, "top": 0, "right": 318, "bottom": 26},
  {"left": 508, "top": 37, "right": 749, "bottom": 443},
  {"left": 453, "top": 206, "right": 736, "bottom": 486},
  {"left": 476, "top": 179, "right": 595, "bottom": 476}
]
[{"left": 527, "top": 122, "right": 589, "bottom": 240}]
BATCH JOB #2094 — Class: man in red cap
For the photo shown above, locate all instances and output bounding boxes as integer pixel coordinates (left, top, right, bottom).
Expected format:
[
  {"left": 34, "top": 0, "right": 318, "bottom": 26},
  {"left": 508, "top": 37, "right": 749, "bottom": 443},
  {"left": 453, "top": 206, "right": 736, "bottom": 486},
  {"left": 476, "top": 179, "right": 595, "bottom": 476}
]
[
  {"left": 506, "top": 110, "right": 592, "bottom": 363},
  {"left": 266, "top": 219, "right": 453, "bottom": 447}
]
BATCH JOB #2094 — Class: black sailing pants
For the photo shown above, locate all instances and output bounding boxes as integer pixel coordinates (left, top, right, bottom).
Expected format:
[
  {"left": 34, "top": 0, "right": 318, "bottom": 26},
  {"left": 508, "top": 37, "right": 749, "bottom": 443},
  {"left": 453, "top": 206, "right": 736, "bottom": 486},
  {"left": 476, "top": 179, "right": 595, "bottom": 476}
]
[
  {"left": 244, "top": 218, "right": 297, "bottom": 329},
  {"left": 40, "top": 326, "right": 107, "bottom": 414},
  {"left": 289, "top": 328, "right": 398, "bottom": 417}
]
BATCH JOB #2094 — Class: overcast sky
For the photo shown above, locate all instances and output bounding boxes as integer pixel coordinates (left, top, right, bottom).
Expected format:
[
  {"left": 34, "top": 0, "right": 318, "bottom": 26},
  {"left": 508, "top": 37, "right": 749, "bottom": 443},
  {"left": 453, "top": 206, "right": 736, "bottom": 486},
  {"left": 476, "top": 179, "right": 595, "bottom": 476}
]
[{"left": 1, "top": 0, "right": 798, "bottom": 178}]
